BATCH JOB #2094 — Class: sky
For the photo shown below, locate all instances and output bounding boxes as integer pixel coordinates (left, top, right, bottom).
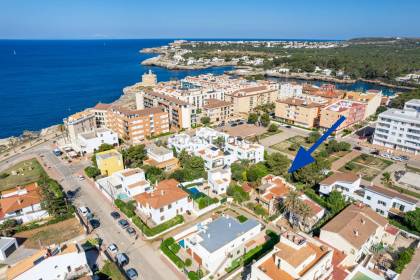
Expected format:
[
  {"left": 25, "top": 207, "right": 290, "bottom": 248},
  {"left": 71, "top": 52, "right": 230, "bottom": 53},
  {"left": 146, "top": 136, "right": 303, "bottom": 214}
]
[{"left": 0, "top": 0, "right": 419, "bottom": 40}]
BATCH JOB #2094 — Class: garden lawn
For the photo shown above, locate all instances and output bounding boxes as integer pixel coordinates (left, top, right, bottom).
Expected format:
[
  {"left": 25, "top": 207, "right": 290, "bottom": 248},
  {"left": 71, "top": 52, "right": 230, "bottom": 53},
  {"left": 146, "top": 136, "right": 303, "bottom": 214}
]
[
  {"left": 339, "top": 154, "right": 393, "bottom": 181},
  {"left": 269, "top": 135, "right": 326, "bottom": 157},
  {"left": 0, "top": 158, "right": 45, "bottom": 191}
]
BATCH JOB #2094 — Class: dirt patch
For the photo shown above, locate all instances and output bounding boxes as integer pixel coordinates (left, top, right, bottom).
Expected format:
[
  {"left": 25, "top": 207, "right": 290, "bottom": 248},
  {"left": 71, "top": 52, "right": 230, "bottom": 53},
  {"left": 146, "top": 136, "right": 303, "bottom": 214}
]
[
  {"left": 14, "top": 218, "right": 84, "bottom": 249},
  {"left": 219, "top": 124, "right": 266, "bottom": 138}
]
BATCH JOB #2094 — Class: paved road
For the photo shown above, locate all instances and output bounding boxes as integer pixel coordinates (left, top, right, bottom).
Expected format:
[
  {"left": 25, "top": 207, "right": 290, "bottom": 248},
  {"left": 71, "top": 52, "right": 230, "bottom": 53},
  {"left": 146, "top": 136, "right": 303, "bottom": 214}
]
[{"left": 0, "top": 141, "right": 182, "bottom": 280}]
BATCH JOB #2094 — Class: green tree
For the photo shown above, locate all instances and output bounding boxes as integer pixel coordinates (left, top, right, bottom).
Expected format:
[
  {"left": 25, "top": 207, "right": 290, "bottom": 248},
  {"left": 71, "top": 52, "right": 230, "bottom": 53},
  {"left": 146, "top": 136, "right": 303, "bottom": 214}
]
[
  {"left": 247, "top": 163, "right": 268, "bottom": 182},
  {"left": 231, "top": 161, "right": 249, "bottom": 182},
  {"left": 84, "top": 166, "right": 101, "bottom": 178},
  {"left": 122, "top": 144, "right": 147, "bottom": 167},
  {"left": 306, "top": 131, "right": 321, "bottom": 144},
  {"left": 265, "top": 153, "right": 290, "bottom": 176},
  {"left": 227, "top": 183, "right": 250, "bottom": 203},
  {"left": 248, "top": 113, "right": 259, "bottom": 124},
  {"left": 213, "top": 136, "right": 225, "bottom": 148},
  {"left": 326, "top": 190, "right": 346, "bottom": 215},
  {"left": 0, "top": 219, "right": 18, "bottom": 236},
  {"left": 200, "top": 116, "right": 211, "bottom": 125},
  {"left": 268, "top": 123, "right": 278, "bottom": 133},
  {"left": 381, "top": 172, "right": 392, "bottom": 186},
  {"left": 394, "top": 248, "right": 415, "bottom": 273},
  {"left": 260, "top": 113, "right": 270, "bottom": 127},
  {"left": 96, "top": 143, "right": 114, "bottom": 153},
  {"left": 143, "top": 165, "right": 165, "bottom": 184},
  {"left": 403, "top": 208, "right": 420, "bottom": 232}
]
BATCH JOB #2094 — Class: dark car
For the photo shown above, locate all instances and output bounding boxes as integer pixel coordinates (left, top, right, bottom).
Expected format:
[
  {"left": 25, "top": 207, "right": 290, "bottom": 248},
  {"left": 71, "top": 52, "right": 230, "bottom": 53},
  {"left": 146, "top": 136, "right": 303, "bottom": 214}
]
[
  {"left": 126, "top": 227, "right": 136, "bottom": 236},
  {"left": 231, "top": 123, "right": 238, "bottom": 127},
  {"left": 116, "top": 253, "right": 129, "bottom": 267},
  {"left": 285, "top": 125, "right": 292, "bottom": 128},
  {"left": 89, "top": 219, "right": 100, "bottom": 229},
  {"left": 118, "top": 219, "right": 129, "bottom": 229},
  {"left": 354, "top": 146, "right": 362, "bottom": 151},
  {"left": 126, "top": 268, "right": 138, "bottom": 279},
  {"left": 371, "top": 150, "right": 380, "bottom": 155},
  {"left": 110, "top": 211, "right": 121, "bottom": 220},
  {"left": 66, "top": 190, "right": 76, "bottom": 199}
]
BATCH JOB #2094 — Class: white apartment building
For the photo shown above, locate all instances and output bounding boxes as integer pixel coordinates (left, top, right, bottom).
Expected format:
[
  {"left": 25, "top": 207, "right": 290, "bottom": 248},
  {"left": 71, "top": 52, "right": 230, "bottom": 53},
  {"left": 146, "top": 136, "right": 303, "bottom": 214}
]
[
  {"left": 319, "top": 172, "right": 362, "bottom": 201},
  {"left": 76, "top": 128, "right": 118, "bottom": 154},
  {"left": 0, "top": 183, "right": 49, "bottom": 225},
  {"left": 278, "top": 83, "right": 303, "bottom": 100},
  {"left": 195, "top": 145, "right": 235, "bottom": 170},
  {"left": 64, "top": 110, "right": 97, "bottom": 145},
  {"left": 183, "top": 216, "right": 261, "bottom": 274},
  {"left": 373, "top": 99, "right": 420, "bottom": 155},
  {"left": 250, "top": 232, "right": 333, "bottom": 280},
  {"left": 7, "top": 243, "right": 91, "bottom": 280},
  {"left": 363, "top": 184, "right": 417, "bottom": 217},
  {"left": 225, "top": 137, "right": 265, "bottom": 164},
  {"left": 95, "top": 168, "right": 151, "bottom": 200},
  {"left": 207, "top": 168, "right": 231, "bottom": 195},
  {"left": 135, "top": 179, "right": 192, "bottom": 225}
]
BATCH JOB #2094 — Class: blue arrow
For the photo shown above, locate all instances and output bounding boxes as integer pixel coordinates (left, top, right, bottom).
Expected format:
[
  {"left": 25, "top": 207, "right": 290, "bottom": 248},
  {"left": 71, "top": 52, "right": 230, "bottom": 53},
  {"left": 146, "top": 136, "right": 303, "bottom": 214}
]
[{"left": 288, "top": 115, "right": 346, "bottom": 173}]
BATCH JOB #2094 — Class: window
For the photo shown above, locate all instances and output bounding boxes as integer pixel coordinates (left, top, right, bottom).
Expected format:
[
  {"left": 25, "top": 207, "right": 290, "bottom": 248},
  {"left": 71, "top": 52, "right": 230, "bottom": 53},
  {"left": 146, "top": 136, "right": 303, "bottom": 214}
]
[
  {"left": 160, "top": 207, "right": 164, "bottom": 212},
  {"left": 366, "top": 196, "right": 371, "bottom": 200},
  {"left": 378, "top": 200, "right": 387, "bottom": 206},
  {"left": 168, "top": 204, "right": 172, "bottom": 209},
  {"left": 160, "top": 216, "right": 165, "bottom": 221}
]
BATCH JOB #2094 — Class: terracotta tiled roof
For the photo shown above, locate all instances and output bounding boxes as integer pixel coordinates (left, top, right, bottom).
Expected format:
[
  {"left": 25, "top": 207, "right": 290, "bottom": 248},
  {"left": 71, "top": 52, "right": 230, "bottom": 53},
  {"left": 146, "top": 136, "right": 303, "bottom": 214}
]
[
  {"left": 134, "top": 179, "right": 188, "bottom": 209},
  {"left": 302, "top": 198, "right": 323, "bottom": 216},
  {"left": 321, "top": 204, "right": 388, "bottom": 250},
  {"left": 277, "top": 98, "right": 324, "bottom": 108},
  {"left": 0, "top": 183, "right": 42, "bottom": 219},
  {"left": 93, "top": 103, "right": 111, "bottom": 110},
  {"left": 203, "top": 99, "right": 232, "bottom": 109},
  {"left": 320, "top": 172, "right": 359, "bottom": 186}
]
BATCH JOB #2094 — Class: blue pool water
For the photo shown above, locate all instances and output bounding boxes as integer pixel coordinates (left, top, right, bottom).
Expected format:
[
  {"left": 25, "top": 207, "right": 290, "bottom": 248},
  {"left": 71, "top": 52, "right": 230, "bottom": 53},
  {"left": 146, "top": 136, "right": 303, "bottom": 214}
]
[{"left": 188, "top": 187, "right": 201, "bottom": 196}]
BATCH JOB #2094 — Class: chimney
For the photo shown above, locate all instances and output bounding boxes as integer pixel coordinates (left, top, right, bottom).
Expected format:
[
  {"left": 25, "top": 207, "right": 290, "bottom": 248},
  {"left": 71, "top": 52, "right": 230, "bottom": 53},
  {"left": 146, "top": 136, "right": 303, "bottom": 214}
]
[
  {"left": 354, "top": 230, "right": 359, "bottom": 236},
  {"left": 17, "top": 199, "right": 22, "bottom": 205},
  {"left": 361, "top": 218, "right": 365, "bottom": 224},
  {"left": 161, "top": 190, "right": 164, "bottom": 196}
]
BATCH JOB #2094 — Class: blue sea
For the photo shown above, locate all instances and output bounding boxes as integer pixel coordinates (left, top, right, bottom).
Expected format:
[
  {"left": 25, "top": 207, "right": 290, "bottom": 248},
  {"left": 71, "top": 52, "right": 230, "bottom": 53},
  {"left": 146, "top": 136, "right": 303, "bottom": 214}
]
[{"left": 0, "top": 39, "right": 400, "bottom": 139}]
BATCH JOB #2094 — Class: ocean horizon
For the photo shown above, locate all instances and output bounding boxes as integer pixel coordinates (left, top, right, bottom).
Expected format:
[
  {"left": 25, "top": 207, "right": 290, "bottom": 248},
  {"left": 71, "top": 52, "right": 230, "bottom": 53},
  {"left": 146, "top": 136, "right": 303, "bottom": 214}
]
[{"left": 0, "top": 39, "right": 396, "bottom": 139}]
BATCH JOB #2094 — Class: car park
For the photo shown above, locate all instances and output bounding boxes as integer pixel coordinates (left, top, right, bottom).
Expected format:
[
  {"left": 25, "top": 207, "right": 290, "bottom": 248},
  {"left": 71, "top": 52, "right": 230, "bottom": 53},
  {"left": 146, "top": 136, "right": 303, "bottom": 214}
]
[
  {"left": 118, "top": 219, "right": 129, "bottom": 229},
  {"left": 126, "top": 268, "right": 138, "bottom": 279},
  {"left": 126, "top": 227, "right": 136, "bottom": 236},
  {"left": 89, "top": 219, "right": 100, "bottom": 229},
  {"left": 79, "top": 206, "right": 91, "bottom": 216},
  {"left": 107, "top": 243, "right": 118, "bottom": 254},
  {"left": 110, "top": 211, "right": 121, "bottom": 220},
  {"left": 116, "top": 253, "right": 129, "bottom": 267}
]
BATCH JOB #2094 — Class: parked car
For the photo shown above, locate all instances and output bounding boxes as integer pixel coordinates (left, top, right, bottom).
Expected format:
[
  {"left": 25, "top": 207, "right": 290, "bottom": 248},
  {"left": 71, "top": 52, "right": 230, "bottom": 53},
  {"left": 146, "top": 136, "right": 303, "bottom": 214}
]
[
  {"left": 401, "top": 155, "right": 409, "bottom": 161},
  {"left": 66, "top": 190, "right": 76, "bottom": 199},
  {"left": 116, "top": 253, "right": 129, "bottom": 267},
  {"left": 231, "top": 123, "right": 237, "bottom": 127},
  {"left": 126, "top": 227, "right": 136, "bottom": 236},
  {"left": 110, "top": 211, "right": 121, "bottom": 220},
  {"left": 89, "top": 219, "right": 100, "bottom": 229},
  {"left": 126, "top": 268, "right": 138, "bottom": 279},
  {"left": 371, "top": 150, "right": 380, "bottom": 155},
  {"left": 79, "top": 175, "right": 85, "bottom": 181},
  {"left": 285, "top": 125, "right": 291, "bottom": 128},
  {"left": 118, "top": 219, "right": 129, "bottom": 229},
  {"left": 354, "top": 146, "right": 362, "bottom": 151},
  {"left": 107, "top": 243, "right": 118, "bottom": 254},
  {"left": 79, "top": 207, "right": 91, "bottom": 216}
]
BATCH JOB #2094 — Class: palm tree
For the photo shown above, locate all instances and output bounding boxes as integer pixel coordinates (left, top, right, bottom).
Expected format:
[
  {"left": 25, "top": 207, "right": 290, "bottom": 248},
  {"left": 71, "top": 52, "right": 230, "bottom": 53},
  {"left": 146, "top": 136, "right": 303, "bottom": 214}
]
[
  {"left": 283, "top": 191, "right": 301, "bottom": 214},
  {"left": 297, "top": 203, "right": 313, "bottom": 231},
  {"left": 381, "top": 172, "right": 392, "bottom": 186}
]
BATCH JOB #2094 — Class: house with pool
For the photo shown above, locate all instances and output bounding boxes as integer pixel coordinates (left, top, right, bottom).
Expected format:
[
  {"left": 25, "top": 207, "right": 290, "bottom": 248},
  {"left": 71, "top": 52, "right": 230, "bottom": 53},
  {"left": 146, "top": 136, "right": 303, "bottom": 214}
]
[
  {"left": 95, "top": 168, "right": 151, "bottom": 200},
  {"left": 177, "top": 215, "right": 262, "bottom": 276}
]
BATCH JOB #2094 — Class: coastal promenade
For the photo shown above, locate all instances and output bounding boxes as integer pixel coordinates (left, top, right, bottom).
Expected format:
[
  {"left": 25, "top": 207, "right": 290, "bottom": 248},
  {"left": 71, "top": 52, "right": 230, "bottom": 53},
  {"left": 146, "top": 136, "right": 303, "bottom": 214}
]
[{"left": 0, "top": 141, "right": 184, "bottom": 280}]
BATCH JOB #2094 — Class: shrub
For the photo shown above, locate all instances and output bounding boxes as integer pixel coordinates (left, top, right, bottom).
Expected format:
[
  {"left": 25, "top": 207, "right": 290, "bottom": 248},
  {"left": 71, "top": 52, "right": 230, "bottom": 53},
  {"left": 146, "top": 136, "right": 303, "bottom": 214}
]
[
  {"left": 114, "top": 199, "right": 136, "bottom": 218},
  {"left": 132, "top": 215, "right": 184, "bottom": 237},
  {"left": 185, "top": 258, "right": 192, "bottom": 267},
  {"left": 160, "top": 238, "right": 185, "bottom": 269},
  {"left": 169, "top": 242, "right": 181, "bottom": 254},
  {"left": 237, "top": 215, "right": 248, "bottom": 223},
  {"left": 0, "top": 173, "right": 9, "bottom": 179},
  {"left": 268, "top": 123, "right": 278, "bottom": 133},
  {"left": 84, "top": 166, "right": 101, "bottom": 178},
  {"left": 394, "top": 247, "right": 415, "bottom": 273},
  {"left": 344, "top": 162, "right": 356, "bottom": 170}
]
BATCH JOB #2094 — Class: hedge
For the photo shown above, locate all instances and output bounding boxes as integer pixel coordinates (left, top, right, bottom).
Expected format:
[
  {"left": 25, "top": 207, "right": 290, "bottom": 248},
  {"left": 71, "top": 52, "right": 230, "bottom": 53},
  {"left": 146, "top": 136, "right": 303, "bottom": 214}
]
[
  {"left": 187, "top": 270, "right": 203, "bottom": 280},
  {"left": 237, "top": 215, "right": 248, "bottom": 223},
  {"left": 114, "top": 199, "right": 136, "bottom": 218},
  {"left": 160, "top": 238, "right": 185, "bottom": 269},
  {"left": 132, "top": 215, "right": 184, "bottom": 237}
]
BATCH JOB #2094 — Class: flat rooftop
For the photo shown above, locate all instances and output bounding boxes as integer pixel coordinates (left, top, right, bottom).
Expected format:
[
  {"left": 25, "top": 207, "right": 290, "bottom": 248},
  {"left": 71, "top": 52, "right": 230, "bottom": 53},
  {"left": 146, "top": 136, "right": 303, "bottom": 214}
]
[
  {"left": 198, "top": 216, "right": 260, "bottom": 253},
  {"left": 380, "top": 108, "right": 420, "bottom": 123}
]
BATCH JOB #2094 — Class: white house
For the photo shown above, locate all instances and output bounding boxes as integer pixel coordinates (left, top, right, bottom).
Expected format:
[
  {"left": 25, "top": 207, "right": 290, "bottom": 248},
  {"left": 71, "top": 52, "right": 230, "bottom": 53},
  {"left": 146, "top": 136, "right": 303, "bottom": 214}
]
[
  {"left": 289, "top": 194, "right": 325, "bottom": 232},
  {"left": 135, "top": 179, "right": 192, "bottom": 225},
  {"left": 183, "top": 216, "right": 261, "bottom": 274},
  {"left": 0, "top": 183, "right": 49, "bottom": 224},
  {"left": 225, "top": 137, "right": 264, "bottom": 164},
  {"left": 320, "top": 204, "right": 388, "bottom": 266},
  {"left": 7, "top": 243, "right": 91, "bottom": 280},
  {"left": 76, "top": 128, "right": 118, "bottom": 154},
  {"left": 250, "top": 231, "right": 333, "bottom": 280},
  {"left": 0, "top": 237, "right": 18, "bottom": 261},
  {"left": 144, "top": 144, "right": 179, "bottom": 171},
  {"left": 167, "top": 133, "right": 206, "bottom": 154},
  {"left": 195, "top": 145, "right": 235, "bottom": 170},
  {"left": 319, "top": 172, "right": 362, "bottom": 201},
  {"left": 96, "top": 168, "right": 151, "bottom": 200},
  {"left": 208, "top": 168, "right": 231, "bottom": 195},
  {"left": 195, "top": 127, "right": 229, "bottom": 144},
  {"left": 362, "top": 184, "right": 417, "bottom": 217}
]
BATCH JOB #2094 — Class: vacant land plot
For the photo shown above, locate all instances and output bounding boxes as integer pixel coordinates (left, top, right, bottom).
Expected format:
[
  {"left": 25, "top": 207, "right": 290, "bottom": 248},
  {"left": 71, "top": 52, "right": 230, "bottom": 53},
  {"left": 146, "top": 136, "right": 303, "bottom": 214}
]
[
  {"left": 339, "top": 154, "right": 393, "bottom": 181},
  {"left": 270, "top": 135, "right": 308, "bottom": 156},
  {"left": 14, "top": 217, "right": 84, "bottom": 249},
  {"left": 0, "top": 158, "right": 45, "bottom": 191},
  {"left": 220, "top": 124, "right": 266, "bottom": 138},
  {"left": 259, "top": 129, "right": 283, "bottom": 140}
]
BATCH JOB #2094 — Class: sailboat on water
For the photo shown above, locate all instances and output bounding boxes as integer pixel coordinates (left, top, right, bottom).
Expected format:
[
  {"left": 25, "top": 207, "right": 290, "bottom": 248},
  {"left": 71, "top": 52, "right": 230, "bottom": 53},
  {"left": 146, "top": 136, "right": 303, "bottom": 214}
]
[{"left": 13, "top": 50, "right": 16, "bottom": 55}]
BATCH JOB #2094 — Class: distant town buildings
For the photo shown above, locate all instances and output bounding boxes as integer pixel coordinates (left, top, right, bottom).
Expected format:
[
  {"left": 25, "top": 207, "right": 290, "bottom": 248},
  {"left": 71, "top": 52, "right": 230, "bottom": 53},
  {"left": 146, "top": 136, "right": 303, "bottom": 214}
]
[{"left": 373, "top": 99, "right": 420, "bottom": 155}]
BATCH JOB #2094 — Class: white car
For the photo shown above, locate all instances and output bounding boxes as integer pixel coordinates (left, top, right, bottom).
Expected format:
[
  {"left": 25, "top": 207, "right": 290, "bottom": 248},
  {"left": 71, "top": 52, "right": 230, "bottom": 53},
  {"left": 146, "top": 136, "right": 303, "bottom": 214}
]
[
  {"left": 107, "top": 243, "right": 118, "bottom": 254},
  {"left": 79, "top": 206, "right": 91, "bottom": 216},
  {"left": 79, "top": 175, "right": 85, "bottom": 181}
]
